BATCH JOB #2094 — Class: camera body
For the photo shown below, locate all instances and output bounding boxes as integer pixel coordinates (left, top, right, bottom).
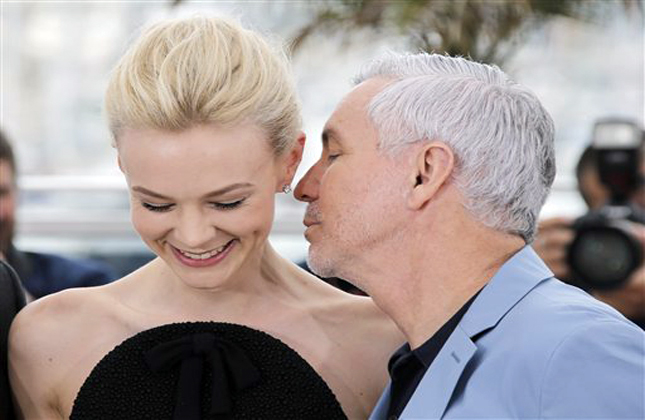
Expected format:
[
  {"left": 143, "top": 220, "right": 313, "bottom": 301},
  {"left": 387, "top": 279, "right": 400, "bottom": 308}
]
[{"left": 567, "top": 119, "right": 644, "bottom": 290}]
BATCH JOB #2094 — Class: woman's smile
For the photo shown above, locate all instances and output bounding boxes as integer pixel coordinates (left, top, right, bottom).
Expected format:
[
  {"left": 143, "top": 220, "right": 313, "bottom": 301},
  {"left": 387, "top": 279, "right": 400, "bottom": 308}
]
[{"left": 169, "top": 239, "right": 237, "bottom": 268}]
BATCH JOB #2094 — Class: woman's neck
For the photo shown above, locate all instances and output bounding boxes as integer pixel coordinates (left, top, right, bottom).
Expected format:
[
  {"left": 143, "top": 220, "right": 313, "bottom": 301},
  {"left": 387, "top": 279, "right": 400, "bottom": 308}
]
[{"left": 137, "top": 242, "right": 298, "bottom": 320}]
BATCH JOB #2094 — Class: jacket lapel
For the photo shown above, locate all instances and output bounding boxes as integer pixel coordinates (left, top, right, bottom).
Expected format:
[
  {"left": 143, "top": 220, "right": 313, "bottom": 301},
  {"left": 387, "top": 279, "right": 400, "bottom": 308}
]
[
  {"left": 400, "top": 327, "right": 476, "bottom": 419},
  {"left": 400, "top": 246, "right": 553, "bottom": 419},
  {"left": 369, "top": 382, "right": 392, "bottom": 420}
]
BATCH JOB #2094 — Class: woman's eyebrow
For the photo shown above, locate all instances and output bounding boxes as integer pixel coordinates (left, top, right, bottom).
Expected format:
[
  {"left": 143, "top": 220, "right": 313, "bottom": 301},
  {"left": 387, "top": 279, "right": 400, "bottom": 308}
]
[
  {"left": 131, "top": 186, "right": 170, "bottom": 200},
  {"left": 132, "top": 183, "right": 254, "bottom": 201},
  {"left": 202, "top": 183, "right": 254, "bottom": 198}
]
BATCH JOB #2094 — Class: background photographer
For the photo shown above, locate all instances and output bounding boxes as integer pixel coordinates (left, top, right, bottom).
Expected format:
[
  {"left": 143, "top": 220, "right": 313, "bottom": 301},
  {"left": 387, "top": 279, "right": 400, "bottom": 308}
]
[
  {"left": 534, "top": 119, "right": 645, "bottom": 328},
  {"left": 0, "top": 130, "right": 116, "bottom": 300}
]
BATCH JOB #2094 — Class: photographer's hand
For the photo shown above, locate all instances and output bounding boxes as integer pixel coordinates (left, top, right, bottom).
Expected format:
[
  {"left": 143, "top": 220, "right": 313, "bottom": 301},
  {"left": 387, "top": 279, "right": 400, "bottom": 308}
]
[
  {"left": 534, "top": 217, "right": 575, "bottom": 280},
  {"left": 593, "top": 223, "right": 645, "bottom": 321}
]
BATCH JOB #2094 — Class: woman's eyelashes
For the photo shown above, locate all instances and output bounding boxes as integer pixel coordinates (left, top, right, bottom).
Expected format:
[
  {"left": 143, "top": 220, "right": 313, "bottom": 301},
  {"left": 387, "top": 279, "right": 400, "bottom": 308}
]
[
  {"left": 140, "top": 198, "right": 246, "bottom": 212},
  {"left": 211, "top": 199, "right": 245, "bottom": 210},
  {"left": 141, "top": 202, "right": 173, "bottom": 212}
]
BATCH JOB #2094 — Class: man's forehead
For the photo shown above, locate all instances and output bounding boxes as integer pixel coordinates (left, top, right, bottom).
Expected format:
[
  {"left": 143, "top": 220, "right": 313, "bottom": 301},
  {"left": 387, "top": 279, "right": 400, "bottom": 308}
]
[
  {"left": 338, "top": 78, "right": 391, "bottom": 114},
  {"left": 322, "top": 77, "right": 392, "bottom": 147}
]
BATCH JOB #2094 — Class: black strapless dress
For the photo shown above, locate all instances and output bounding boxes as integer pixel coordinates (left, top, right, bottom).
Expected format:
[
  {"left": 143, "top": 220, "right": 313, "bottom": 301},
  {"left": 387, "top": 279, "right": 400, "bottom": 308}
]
[{"left": 70, "top": 322, "right": 347, "bottom": 420}]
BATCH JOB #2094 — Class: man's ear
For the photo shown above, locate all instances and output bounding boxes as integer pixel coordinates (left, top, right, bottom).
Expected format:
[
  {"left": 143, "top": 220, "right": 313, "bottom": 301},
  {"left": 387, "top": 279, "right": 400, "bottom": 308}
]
[
  {"left": 407, "top": 141, "right": 455, "bottom": 210},
  {"left": 279, "top": 132, "right": 306, "bottom": 189}
]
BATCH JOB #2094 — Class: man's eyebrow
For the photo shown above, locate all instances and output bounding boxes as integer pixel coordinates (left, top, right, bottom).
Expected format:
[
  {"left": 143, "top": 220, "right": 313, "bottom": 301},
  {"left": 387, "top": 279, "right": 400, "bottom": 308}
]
[
  {"left": 132, "top": 183, "right": 254, "bottom": 201},
  {"left": 322, "top": 127, "right": 342, "bottom": 147}
]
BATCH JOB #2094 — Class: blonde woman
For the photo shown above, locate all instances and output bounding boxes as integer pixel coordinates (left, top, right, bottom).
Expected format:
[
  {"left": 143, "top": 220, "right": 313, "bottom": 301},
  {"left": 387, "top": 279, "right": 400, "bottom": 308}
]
[{"left": 9, "top": 17, "right": 402, "bottom": 420}]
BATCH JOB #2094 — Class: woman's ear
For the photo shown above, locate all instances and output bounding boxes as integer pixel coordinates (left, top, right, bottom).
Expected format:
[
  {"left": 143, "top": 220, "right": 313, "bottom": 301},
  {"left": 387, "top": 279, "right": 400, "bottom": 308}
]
[
  {"left": 117, "top": 155, "right": 125, "bottom": 174},
  {"left": 280, "top": 132, "right": 306, "bottom": 188},
  {"left": 407, "top": 141, "right": 455, "bottom": 210}
]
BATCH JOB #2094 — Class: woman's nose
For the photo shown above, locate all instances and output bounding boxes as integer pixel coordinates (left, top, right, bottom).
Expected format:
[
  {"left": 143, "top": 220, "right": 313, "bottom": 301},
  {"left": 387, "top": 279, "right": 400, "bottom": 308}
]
[{"left": 173, "top": 210, "right": 216, "bottom": 250}]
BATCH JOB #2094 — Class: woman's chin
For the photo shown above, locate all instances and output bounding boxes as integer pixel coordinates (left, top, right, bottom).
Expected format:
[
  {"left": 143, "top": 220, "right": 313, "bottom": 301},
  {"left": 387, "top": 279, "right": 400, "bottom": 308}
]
[{"left": 156, "top": 240, "right": 242, "bottom": 289}]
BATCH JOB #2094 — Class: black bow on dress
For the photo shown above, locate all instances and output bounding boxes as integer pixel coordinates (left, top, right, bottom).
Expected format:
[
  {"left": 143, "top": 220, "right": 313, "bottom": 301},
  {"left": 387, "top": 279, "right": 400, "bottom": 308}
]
[{"left": 144, "top": 332, "right": 261, "bottom": 420}]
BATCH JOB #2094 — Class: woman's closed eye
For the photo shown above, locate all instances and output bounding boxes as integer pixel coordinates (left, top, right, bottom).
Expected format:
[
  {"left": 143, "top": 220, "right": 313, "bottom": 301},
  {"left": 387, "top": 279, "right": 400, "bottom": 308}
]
[
  {"left": 141, "top": 202, "right": 174, "bottom": 212},
  {"left": 140, "top": 198, "right": 246, "bottom": 213},
  {"left": 211, "top": 198, "right": 246, "bottom": 210}
]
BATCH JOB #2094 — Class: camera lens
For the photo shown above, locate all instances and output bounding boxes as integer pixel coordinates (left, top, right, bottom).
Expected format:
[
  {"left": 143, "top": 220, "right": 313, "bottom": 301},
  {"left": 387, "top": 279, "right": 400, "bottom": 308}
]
[{"left": 568, "top": 224, "right": 642, "bottom": 289}]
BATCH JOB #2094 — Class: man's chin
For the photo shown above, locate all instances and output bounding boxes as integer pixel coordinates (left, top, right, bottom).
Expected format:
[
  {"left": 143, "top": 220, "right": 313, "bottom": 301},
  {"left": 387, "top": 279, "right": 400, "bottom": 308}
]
[{"left": 306, "top": 250, "right": 338, "bottom": 279}]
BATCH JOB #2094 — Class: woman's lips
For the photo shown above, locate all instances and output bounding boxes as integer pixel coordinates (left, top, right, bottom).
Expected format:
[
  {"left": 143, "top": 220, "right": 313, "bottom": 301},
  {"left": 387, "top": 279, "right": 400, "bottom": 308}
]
[{"left": 170, "top": 239, "right": 236, "bottom": 268}]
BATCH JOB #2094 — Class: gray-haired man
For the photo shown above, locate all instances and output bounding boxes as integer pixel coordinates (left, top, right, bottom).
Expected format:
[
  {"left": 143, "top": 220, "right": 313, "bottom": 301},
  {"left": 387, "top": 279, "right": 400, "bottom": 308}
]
[{"left": 295, "top": 53, "right": 644, "bottom": 419}]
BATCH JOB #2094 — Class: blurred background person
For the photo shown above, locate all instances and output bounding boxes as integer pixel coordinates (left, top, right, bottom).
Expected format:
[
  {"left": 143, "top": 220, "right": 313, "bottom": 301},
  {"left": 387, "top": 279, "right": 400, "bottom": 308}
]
[
  {"left": 534, "top": 119, "right": 645, "bottom": 328},
  {"left": 0, "top": 260, "right": 25, "bottom": 420},
  {"left": 0, "top": 130, "right": 116, "bottom": 300}
]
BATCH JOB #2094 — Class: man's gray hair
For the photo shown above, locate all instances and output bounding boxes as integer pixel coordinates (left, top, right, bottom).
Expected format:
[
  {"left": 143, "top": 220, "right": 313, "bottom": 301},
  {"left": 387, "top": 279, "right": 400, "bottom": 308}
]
[{"left": 355, "top": 52, "right": 555, "bottom": 242}]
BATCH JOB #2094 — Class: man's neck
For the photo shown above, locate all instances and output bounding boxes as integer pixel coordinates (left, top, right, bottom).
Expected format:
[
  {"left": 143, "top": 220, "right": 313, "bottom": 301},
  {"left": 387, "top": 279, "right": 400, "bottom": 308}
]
[{"left": 354, "top": 226, "right": 525, "bottom": 348}]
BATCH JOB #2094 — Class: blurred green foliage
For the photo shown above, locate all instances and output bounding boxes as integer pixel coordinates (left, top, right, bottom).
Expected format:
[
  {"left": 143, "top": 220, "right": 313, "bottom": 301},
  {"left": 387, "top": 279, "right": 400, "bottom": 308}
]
[
  {"left": 289, "top": 0, "right": 641, "bottom": 65},
  {"left": 169, "top": 0, "right": 641, "bottom": 66}
]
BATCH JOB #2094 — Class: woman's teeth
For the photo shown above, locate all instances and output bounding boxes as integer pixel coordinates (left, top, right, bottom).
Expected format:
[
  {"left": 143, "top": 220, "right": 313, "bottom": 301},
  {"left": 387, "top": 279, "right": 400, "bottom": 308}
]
[{"left": 178, "top": 242, "right": 229, "bottom": 260}]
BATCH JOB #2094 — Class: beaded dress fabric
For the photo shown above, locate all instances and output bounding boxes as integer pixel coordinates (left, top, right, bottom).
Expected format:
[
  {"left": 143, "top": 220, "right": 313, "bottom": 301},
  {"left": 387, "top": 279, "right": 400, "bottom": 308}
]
[{"left": 71, "top": 322, "right": 347, "bottom": 420}]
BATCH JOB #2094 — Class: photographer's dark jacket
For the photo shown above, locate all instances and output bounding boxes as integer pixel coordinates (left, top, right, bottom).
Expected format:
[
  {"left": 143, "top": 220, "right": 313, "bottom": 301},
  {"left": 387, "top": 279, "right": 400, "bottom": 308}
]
[
  {"left": 5, "top": 245, "right": 116, "bottom": 299},
  {"left": 0, "top": 261, "right": 26, "bottom": 420}
]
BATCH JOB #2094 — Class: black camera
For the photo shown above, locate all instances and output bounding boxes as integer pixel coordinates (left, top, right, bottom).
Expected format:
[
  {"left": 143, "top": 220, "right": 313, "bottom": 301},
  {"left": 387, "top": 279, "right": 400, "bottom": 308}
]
[{"left": 567, "top": 119, "right": 644, "bottom": 290}]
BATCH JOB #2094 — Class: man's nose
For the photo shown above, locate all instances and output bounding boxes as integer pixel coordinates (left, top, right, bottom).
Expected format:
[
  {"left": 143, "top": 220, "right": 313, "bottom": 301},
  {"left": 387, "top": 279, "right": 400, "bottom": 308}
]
[{"left": 294, "top": 161, "right": 322, "bottom": 203}]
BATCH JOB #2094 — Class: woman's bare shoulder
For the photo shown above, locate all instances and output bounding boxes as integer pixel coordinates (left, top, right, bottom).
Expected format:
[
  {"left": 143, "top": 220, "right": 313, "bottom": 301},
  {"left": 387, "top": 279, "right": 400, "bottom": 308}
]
[
  {"left": 286, "top": 262, "right": 401, "bottom": 335},
  {"left": 8, "top": 285, "right": 124, "bottom": 417},
  {"left": 10, "top": 286, "right": 116, "bottom": 351},
  {"left": 12, "top": 259, "right": 154, "bottom": 337},
  {"left": 296, "top": 278, "right": 404, "bottom": 350}
]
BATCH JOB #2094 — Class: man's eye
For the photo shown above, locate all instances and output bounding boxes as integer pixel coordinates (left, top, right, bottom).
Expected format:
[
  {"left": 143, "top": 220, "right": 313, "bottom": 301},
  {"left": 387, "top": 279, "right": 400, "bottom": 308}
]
[
  {"left": 327, "top": 153, "right": 340, "bottom": 162},
  {"left": 142, "top": 202, "right": 173, "bottom": 212},
  {"left": 212, "top": 199, "right": 245, "bottom": 210}
]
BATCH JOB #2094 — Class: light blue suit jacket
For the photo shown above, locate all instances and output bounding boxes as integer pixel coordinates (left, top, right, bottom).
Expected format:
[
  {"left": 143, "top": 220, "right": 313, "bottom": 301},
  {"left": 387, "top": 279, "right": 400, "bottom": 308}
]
[{"left": 370, "top": 246, "right": 645, "bottom": 419}]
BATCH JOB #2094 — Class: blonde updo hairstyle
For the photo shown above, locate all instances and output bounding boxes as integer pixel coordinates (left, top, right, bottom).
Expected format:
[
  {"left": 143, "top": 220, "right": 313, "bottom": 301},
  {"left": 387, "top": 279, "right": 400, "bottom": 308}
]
[{"left": 105, "top": 16, "right": 301, "bottom": 155}]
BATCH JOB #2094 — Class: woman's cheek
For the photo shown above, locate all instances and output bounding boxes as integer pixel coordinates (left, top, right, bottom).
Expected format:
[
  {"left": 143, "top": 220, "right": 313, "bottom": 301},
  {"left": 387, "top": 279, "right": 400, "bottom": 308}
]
[
  {"left": 231, "top": 199, "right": 275, "bottom": 238},
  {"left": 131, "top": 207, "right": 166, "bottom": 240}
]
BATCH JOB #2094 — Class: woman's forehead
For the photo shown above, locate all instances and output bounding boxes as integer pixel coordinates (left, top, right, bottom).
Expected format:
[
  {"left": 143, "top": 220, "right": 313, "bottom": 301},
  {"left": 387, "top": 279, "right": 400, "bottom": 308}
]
[
  {"left": 119, "top": 124, "right": 271, "bottom": 158},
  {"left": 118, "top": 124, "right": 276, "bottom": 184}
]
